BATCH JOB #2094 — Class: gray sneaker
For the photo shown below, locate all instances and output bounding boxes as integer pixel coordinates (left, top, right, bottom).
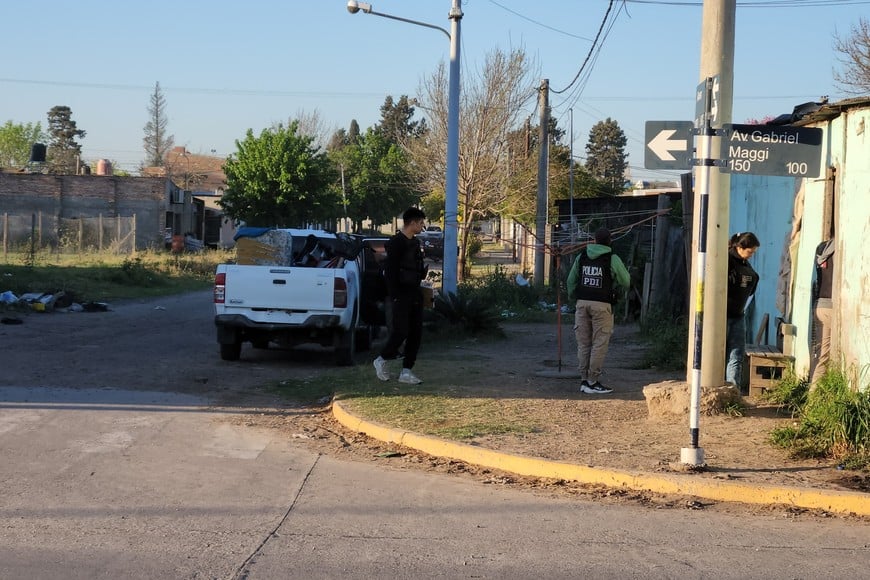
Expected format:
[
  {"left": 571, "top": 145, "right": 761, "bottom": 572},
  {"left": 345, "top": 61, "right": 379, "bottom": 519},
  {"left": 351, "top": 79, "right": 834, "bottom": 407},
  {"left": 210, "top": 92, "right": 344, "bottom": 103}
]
[
  {"left": 579, "top": 380, "right": 590, "bottom": 392},
  {"left": 398, "top": 369, "right": 422, "bottom": 385},
  {"left": 582, "top": 381, "right": 612, "bottom": 394},
  {"left": 373, "top": 356, "right": 390, "bottom": 381}
]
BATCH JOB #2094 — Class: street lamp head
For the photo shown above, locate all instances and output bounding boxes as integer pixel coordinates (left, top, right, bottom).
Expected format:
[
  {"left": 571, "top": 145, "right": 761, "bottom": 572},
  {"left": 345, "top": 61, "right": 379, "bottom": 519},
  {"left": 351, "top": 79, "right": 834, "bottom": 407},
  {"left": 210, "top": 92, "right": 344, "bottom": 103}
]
[{"left": 346, "top": 0, "right": 372, "bottom": 15}]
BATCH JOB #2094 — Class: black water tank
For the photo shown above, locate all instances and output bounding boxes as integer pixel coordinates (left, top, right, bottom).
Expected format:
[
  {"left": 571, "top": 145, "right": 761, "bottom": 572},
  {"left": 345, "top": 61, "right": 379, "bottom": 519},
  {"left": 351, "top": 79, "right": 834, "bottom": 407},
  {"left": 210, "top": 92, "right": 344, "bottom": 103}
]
[{"left": 30, "top": 143, "right": 47, "bottom": 163}]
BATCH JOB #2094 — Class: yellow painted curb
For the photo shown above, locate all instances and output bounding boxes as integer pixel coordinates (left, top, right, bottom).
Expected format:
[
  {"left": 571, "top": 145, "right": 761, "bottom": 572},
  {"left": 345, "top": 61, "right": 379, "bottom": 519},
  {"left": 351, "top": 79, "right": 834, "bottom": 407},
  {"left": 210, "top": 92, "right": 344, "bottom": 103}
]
[{"left": 332, "top": 400, "right": 870, "bottom": 517}]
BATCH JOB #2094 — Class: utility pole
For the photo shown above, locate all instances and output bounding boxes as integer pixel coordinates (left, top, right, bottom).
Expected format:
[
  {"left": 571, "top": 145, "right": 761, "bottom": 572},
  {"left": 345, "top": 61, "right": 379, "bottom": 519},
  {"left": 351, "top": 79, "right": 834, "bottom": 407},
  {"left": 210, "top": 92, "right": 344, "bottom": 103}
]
[
  {"left": 534, "top": 79, "right": 550, "bottom": 288},
  {"left": 569, "top": 108, "right": 575, "bottom": 243},
  {"left": 681, "top": 0, "right": 736, "bottom": 468},
  {"left": 686, "top": 0, "right": 735, "bottom": 389}
]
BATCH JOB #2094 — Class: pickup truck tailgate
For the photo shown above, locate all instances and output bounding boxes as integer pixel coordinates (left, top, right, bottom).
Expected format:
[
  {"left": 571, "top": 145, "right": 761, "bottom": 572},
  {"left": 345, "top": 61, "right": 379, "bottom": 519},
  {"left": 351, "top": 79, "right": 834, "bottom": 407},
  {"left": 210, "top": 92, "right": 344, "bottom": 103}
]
[{"left": 221, "top": 265, "right": 338, "bottom": 311}]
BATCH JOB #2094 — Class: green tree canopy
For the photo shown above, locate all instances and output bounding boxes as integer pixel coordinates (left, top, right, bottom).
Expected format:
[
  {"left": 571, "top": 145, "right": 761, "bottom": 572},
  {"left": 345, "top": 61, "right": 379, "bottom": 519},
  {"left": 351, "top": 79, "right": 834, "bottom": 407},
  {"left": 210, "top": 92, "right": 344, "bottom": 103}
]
[
  {"left": 0, "top": 120, "right": 46, "bottom": 169},
  {"left": 220, "top": 122, "right": 338, "bottom": 227},
  {"left": 142, "top": 81, "right": 174, "bottom": 168},
  {"left": 46, "top": 105, "right": 86, "bottom": 174},
  {"left": 334, "top": 128, "right": 418, "bottom": 229},
  {"left": 584, "top": 117, "right": 627, "bottom": 195}
]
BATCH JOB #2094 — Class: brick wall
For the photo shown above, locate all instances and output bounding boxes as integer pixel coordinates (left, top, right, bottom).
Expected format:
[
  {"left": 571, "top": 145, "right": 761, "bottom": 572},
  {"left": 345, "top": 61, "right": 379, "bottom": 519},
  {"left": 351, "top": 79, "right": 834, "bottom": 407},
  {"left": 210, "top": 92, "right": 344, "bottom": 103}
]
[{"left": 0, "top": 173, "right": 171, "bottom": 249}]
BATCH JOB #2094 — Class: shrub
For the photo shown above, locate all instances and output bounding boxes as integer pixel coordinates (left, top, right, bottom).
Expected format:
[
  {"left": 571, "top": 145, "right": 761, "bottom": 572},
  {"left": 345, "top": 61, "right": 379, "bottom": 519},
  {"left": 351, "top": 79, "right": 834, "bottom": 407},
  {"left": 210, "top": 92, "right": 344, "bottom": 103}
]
[
  {"left": 467, "top": 233, "right": 483, "bottom": 259},
  {"left": 433, "top": 291, "right": 504, "bottom": 337},
  {"left": 768, "top": 367, "right": 870, "bottom": 468},
  {"left": 459, "top": 265, "right": 538, "bottom": 314},
  {"left": 761, "top": 367, "right": 809, "bottom": 417},
  {"left": 638, "top": 308, "right": 688, "bottom": 371}
]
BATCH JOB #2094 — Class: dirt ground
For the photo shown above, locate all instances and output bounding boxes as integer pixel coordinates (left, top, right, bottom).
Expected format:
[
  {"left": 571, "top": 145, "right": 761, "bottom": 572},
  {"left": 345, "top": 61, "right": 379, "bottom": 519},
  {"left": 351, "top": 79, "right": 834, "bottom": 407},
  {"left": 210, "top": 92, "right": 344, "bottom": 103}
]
[
  {"left": 228, "top": 318, "right": 869, "bottom": 523},
  {"left": 1, "top": 287, "right": 866, "bottom": 521}
]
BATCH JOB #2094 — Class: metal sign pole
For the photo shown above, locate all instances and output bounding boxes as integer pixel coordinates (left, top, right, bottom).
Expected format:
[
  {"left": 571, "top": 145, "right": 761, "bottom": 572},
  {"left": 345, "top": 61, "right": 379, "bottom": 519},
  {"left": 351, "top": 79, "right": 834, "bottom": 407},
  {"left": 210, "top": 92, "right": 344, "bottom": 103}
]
[{"left": 681, "top": 77, "right": 716, "bottom": 466}]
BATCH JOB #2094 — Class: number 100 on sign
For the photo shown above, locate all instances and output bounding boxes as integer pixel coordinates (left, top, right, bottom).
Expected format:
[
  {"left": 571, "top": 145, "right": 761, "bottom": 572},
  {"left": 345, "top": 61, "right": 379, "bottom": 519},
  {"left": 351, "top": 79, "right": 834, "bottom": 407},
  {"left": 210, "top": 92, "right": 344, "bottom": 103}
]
[{"left": 720, "top": 124, "right": 823, "bottom": 178}]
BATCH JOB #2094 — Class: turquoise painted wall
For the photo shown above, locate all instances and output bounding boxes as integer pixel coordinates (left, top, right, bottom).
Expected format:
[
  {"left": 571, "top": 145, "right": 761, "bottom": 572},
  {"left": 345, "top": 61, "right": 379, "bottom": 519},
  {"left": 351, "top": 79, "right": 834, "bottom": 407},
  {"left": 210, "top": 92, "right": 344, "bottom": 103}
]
[{"left": 731, "top": 104, "right": 870, "bottom": 387}]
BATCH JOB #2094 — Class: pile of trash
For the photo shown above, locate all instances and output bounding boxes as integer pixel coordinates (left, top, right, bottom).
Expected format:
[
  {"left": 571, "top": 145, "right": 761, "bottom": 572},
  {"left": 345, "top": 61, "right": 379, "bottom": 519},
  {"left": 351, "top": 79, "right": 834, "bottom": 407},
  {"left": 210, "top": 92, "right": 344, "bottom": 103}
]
[{"left": 0, "top": 290, "right": 109, "bottom": 315}]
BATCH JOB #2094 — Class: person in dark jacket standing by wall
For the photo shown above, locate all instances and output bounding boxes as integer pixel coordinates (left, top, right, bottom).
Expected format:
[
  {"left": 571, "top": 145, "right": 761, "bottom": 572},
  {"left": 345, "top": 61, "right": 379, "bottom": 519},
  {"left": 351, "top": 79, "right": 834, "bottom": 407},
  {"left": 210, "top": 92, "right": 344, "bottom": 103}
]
[
  {"left": 373, "top": 207, "right": 427, "bottom": 384},
  {"left": 725, "top": 231, "right": 761, "bottom": 389},
  {"left": 567, "top": 227, "right": 630, "bottom": 394},
  {"left": 809, "top": 238, "right": 835, "bottom": 387}
]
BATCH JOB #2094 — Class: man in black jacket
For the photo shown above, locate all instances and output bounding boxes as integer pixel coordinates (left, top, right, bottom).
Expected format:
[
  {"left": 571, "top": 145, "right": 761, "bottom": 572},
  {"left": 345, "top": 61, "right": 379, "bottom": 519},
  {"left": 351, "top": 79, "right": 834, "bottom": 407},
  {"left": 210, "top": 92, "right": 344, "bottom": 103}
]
[{"left": 373, "top": 207, "right": 427, "bottom": 384}]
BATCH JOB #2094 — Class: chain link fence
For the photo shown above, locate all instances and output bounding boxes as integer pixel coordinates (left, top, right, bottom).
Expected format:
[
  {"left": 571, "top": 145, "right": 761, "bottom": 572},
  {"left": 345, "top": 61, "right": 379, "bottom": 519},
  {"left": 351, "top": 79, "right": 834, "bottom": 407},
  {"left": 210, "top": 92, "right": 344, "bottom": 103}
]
[{"left": 2, "top": 212, "right": 138, "bottom": 260}]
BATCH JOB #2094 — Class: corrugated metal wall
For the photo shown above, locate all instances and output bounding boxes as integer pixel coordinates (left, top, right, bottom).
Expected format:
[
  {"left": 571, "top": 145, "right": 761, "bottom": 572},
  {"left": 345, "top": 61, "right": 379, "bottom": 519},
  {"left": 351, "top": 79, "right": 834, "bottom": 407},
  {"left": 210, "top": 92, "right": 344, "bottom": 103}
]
[{"left": 731, "top": 103, "right": 870, "bottom": 386}]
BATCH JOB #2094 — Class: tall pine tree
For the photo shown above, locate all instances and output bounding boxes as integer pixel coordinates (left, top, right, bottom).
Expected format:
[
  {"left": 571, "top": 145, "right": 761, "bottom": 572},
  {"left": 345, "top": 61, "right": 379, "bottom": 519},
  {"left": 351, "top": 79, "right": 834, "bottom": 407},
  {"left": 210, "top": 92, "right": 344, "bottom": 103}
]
[
  {"left": 46, "top": 105, "right": 86, "bottom": 174},
  {"left": 143, "top": 82, "right": 174, "bottom": 168},
  {"left": 584, "top": 118, "right": 627, "bottom": 195},
  {"left": 375, "top": 95, "right": 426, "bottom": 146}
]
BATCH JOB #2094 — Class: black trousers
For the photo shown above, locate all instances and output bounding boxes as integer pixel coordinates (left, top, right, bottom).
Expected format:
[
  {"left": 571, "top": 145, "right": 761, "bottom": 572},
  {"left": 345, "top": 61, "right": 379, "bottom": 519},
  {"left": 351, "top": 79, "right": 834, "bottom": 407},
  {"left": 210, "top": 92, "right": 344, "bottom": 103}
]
[{"left": 380, "top": 293, "right": 423, "bottom": 369}]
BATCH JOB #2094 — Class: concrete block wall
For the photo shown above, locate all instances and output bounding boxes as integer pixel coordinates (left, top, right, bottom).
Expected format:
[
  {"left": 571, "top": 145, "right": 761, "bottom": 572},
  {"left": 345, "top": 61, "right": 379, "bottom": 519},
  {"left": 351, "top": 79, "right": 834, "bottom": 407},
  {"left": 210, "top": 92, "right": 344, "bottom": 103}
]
[{"left": 0, "top": 173, "right": 169, "bottom": 249}]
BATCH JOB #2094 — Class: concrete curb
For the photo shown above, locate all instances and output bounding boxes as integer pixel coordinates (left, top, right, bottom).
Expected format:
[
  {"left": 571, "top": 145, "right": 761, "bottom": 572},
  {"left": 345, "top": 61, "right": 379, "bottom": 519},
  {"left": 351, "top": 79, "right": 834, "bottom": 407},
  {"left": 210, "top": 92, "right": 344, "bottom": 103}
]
[{"left": 332, "top": 400, "right": 870, "bottom": 517}]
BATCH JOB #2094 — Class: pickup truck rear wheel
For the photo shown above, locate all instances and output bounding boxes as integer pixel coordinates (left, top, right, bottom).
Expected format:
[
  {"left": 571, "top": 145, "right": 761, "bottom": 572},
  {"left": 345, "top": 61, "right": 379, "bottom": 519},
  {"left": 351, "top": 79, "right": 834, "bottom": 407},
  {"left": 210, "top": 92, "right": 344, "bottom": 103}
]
[
  {"left": 220, "top": 340, "right": 242, "bottom": 361},
  {"left": 335, "top": 307, "right": 358, "bottom": 366},
  {"left": 335, "top": 328, "right": 356, "bottom": 366},
  {"left": 355, "top": 325, "right": 374, "bottom": 352}
]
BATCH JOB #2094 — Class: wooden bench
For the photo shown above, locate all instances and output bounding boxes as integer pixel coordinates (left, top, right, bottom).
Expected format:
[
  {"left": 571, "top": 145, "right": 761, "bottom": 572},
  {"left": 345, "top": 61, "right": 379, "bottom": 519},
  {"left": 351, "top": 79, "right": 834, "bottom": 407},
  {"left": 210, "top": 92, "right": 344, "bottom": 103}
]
[{"left": 744, "top": 345, "right": 794, "bottom": 398}]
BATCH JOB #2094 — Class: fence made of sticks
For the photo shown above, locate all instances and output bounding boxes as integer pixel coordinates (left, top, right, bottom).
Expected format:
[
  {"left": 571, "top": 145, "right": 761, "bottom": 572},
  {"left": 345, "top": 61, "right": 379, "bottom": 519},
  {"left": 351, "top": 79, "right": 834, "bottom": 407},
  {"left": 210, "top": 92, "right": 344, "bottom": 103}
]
[{"left": 2, "top": 212, "right": 138, "bottom": 259}]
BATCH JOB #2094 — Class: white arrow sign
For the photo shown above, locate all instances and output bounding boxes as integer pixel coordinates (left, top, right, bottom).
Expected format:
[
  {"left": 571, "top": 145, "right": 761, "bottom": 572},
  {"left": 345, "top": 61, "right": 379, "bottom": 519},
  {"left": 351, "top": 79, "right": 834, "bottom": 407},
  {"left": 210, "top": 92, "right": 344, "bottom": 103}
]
[
  {"left": 648, "top": 129, "right": 688, "bottom": 161},
  {"left": 644, "top": 121, "right": 694, "bottom": 170}
]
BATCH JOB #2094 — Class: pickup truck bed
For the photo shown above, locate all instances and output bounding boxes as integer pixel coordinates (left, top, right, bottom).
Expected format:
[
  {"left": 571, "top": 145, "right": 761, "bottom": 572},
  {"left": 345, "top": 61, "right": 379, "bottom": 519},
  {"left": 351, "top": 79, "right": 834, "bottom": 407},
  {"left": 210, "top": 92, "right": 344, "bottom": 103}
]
[{"left": 213, "top": 230, "right": 388, "bottom": 365}]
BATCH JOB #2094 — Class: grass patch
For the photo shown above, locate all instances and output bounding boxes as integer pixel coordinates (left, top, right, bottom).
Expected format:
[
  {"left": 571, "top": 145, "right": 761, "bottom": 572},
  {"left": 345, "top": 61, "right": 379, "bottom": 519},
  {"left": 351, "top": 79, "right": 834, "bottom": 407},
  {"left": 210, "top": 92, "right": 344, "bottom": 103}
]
[
  {"left": 345, "top": 393, "right": 535, "bottom": 440},
  {"left": 0, "top": 249, "right": 230, "bottom": 304},
  {"left": 269, "top": 345, "right": 539, "bottom": 441},
  {"left": 768, "top": 366, "right": 870, "bottom": 469}
]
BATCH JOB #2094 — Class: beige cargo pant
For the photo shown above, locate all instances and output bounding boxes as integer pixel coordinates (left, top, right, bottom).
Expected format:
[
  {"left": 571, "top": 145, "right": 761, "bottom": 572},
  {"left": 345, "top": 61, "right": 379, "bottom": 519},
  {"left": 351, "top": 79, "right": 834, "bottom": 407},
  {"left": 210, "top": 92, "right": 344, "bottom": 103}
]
[{"left": 574, "top": 299, "right": 614, "bottom": 384}]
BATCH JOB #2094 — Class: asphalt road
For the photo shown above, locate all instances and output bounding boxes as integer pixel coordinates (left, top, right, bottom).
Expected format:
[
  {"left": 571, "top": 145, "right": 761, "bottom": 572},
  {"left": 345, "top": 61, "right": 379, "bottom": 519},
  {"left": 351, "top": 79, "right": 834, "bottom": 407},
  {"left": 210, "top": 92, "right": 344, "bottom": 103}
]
[{"left": 1, "top": 291, "right": 868, "bottom": 578}]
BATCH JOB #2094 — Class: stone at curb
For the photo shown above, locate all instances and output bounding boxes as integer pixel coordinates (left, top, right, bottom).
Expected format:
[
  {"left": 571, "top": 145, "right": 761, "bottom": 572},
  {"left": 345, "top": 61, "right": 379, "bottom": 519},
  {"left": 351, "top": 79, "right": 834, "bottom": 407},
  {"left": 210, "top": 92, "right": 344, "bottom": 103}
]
[{"left": 643, "top": 380, "right": 741, "bottom": 420}]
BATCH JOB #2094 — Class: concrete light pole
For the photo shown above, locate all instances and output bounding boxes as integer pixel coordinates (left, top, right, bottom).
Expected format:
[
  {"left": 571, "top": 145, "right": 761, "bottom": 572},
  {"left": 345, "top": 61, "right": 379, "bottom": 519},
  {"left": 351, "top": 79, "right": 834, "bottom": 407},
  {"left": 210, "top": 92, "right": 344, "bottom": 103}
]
[
  {"left": 687, "top": 0, "right": 736, "bottom": 389},
  {"left": 346, "top": 0, "right": 462, "bottom": 297}
]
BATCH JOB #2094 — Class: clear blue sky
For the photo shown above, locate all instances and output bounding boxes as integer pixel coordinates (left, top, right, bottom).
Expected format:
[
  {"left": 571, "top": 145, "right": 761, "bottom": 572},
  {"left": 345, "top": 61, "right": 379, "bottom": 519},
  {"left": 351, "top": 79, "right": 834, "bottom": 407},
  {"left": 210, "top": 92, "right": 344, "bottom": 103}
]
[{"left": 2, "top": 1, "right": 865, "bottom": 182}]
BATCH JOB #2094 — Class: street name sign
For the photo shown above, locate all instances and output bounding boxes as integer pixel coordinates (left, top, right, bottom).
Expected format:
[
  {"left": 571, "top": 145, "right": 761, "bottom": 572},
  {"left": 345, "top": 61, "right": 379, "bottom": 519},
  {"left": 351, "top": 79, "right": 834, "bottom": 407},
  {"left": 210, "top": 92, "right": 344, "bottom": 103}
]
[
  {"left": 644, "top": 121, "right": 694, "bottom": 170},
  {"left": 719, "top": 124, "right": 823, "bottom": 178}
]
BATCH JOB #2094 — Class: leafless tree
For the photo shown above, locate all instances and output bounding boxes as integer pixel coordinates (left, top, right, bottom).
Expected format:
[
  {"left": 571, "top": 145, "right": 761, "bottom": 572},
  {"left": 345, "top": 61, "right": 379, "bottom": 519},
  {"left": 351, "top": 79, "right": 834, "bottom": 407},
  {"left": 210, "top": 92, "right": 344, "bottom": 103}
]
[
  {"left": 289, "top": 108, "right": 334, "bottom": 152},
  {"left": 413, "top": 47, "right": 537, "bottom": 279},
  {"left": 833, "top": 17, "right": 870, "bottom": 95}
]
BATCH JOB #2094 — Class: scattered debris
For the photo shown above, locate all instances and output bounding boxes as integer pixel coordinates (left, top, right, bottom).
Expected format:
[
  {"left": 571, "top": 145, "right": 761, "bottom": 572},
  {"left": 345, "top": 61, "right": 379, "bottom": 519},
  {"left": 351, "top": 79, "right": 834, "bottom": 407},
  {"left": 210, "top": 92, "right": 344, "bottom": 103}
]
[
  {"left": 0, "top": 289, "right": 106, "bottom": 313},
  {"left": 375, "top": 451, "right": 404, "bottom": 458},
  {"left": 0, "top": 290, "right": 19, "bottom": 304}
]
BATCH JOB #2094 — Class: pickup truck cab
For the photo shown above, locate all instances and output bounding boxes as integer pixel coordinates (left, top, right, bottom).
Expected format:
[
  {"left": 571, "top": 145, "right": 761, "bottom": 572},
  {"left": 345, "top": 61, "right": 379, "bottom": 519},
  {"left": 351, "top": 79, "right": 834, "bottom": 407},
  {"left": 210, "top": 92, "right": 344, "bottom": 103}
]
[{"left": 213, "top": 229, "right": 388, "bottom": 365}]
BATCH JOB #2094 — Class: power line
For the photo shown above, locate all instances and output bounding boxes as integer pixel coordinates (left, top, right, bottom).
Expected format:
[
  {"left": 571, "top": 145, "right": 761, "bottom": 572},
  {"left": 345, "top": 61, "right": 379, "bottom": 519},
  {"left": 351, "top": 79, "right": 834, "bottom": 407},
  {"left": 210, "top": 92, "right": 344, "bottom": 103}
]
[
  {"left": 0, "top": 78, "right": 389, "bottom": 99},
  {"left": 551, "top": 0, "right": 620, "bottom": 95},
  {"left": 485, "top": 0, "right": 594, "bottom": 41}
]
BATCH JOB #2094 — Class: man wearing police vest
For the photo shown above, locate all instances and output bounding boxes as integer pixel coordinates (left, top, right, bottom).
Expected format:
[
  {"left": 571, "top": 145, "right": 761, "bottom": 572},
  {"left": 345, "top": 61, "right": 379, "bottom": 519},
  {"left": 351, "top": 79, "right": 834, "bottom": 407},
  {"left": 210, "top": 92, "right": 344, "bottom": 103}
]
[{"left": 566, "top": 227, "right": 630, "bottom": 394}]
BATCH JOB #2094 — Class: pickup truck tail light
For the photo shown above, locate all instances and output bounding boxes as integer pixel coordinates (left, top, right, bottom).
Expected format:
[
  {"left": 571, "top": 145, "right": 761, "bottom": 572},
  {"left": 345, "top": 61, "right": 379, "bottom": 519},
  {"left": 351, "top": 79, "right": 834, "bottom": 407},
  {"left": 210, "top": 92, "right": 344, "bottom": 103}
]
[
  {"left": 333, "top": 277, "right": 348, "bottom": 308},
  {"left": 214, "top": 272, "right": 226, "bottom": 304}
]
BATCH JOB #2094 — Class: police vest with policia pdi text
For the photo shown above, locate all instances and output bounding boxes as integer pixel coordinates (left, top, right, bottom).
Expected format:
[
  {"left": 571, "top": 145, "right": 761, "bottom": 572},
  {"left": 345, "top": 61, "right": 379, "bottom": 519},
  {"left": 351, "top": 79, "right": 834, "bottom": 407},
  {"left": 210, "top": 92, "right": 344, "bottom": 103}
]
[{"left": 574, "top": 250, "right": 616, "bottom": 304}]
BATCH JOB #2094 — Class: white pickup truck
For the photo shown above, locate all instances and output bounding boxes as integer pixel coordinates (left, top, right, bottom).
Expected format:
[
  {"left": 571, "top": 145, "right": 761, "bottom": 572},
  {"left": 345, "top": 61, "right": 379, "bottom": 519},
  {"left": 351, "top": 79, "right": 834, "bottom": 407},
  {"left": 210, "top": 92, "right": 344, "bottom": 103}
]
[{"left": 213, "top": 229, "right": 388, "bottom": 365}]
